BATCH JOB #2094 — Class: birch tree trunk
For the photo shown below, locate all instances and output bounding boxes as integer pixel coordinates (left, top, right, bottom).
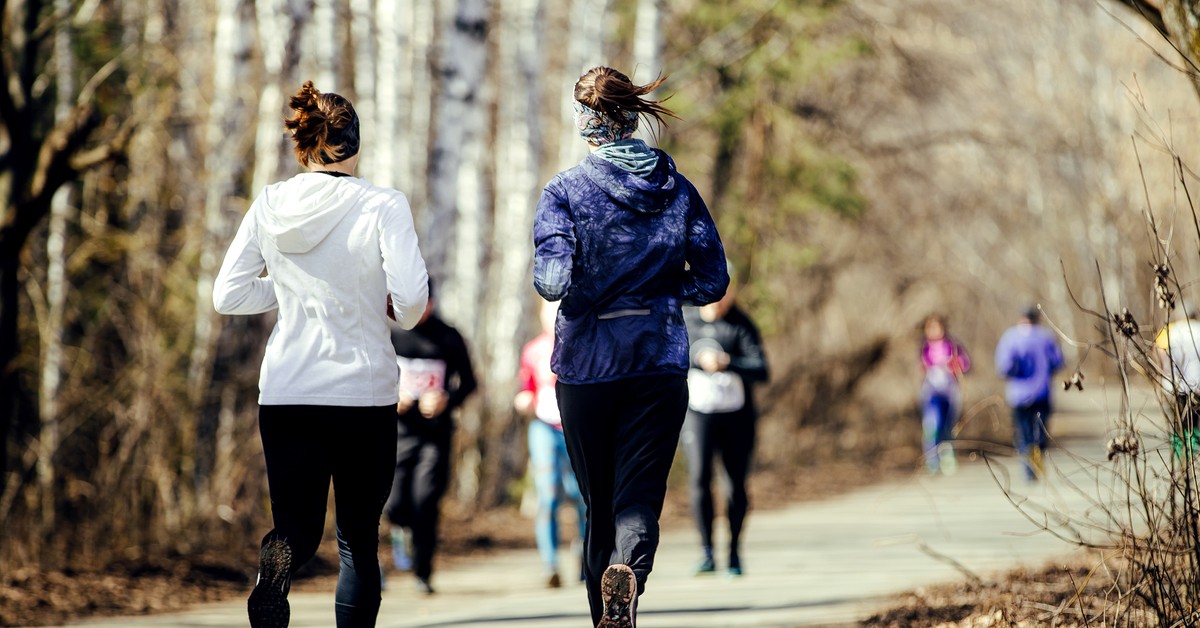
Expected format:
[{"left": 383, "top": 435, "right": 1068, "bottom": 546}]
[
  {"left": 632, "top": 0, "right": 663, "bottom": 145},
  {"left": 556, "top": 0, "right": 610, "bottom": 170},
  {"left": 425, "top": 0, "right": 493, "bottom": 502},
  {"left": 251, "top": 0, "right": 314, "bottom": 193},
  {"left": 36, "top": 0, "right": 77, "bottom": 530},
  {"left": 425, "top": 0, "right": 492, "bottom": 285},
  {"left": 407, "top": 0, "right": 436, "bottom": 209},
  {"left": 479, "top": 0, "right": 544, "bottom": 505},
  {"left": 372, "top": 0, "right": 406, "bottom": 189},
  {"left": 632, "top": 0, "right": 663, "bottom": 84},
  {"left": 188, "top": 0, "right": 255, "bottom": 417},
  {"left": 349, "top": 0, "right": 376, "bottom": 182},
  {"left": 311, "top": 0, "right": 340, "bottom": 89}
]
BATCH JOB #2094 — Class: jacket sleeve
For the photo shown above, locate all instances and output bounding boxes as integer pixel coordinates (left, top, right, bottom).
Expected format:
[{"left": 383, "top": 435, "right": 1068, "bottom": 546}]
[
  {"left": 729, "top": 313, "right": 769, "bottom": 383},
  {"left": 533, "top": 181, "right": 575, "bottom": 301},
  {"left": 380, "top": 192, "right": 429, "bottom": 330},
  {"left": 994, "top": 334, "right": 1014, "bottom": 377},
  {"left": 445, "top": 329, "right": 478, "bottom": 411},
  {"left": 679, "top": 183, "right": 729, "bottom": 306},
  {"left": 1047, "top": 336, "right": 1065, "bottom": 373},
  {"left": 518, "top": 342, "right": 537, "bottom": 394},
  {"left": 954, "top": 339, "right": 972, "bottom": 374},
  {"left": 213, "top": 198, "right": 278, "bottom": 315}
]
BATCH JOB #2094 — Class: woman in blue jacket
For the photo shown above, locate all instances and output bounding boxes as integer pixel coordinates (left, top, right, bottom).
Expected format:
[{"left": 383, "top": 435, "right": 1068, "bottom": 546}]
[{"left": 533, "top": 66, "right": 729, "bottom": 628}]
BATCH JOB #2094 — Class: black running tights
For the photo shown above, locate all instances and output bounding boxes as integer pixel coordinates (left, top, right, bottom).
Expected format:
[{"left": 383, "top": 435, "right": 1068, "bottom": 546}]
[{"left": 258, "top": 404, "right": 397, "bottom": 627}]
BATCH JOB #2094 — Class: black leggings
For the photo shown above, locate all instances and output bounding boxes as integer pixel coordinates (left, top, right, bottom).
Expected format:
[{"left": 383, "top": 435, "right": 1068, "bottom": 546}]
[
  {"left": 681, "top": 409, "right": 755, "bottom": 558},
  {"left": 557, "top": 374, "right": 688, "bottom": 626},
  {"left": 258, "top": 405, "right": 397, "bottom": 628},
  {"left": 383, "top": 413, "right": 453, "bottom": 580}
]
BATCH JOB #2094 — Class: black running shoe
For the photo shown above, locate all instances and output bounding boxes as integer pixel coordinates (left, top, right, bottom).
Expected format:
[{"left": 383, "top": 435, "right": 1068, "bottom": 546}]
[
  {"left": 597, "top": 564, "right": 636, "bottom": 628},
  {"left": 248, "top": 535, "right": 293, "bottom": 628},
  {"left": 415, "top": 576, "right": 435, "bottom": 595}
]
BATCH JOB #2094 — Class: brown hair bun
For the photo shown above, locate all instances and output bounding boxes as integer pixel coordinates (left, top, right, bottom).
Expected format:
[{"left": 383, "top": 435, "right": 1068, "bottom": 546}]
[{"left": 283, "top": 81, "right": 361, "bottom": 167}]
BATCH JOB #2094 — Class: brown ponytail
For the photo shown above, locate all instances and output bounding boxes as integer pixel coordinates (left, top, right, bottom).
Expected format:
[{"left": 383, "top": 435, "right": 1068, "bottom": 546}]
[
  {"left": 574, "top": 67, "right": 677, "bottom": 131},
  {"left": 283, "top": 81, "right": 361, "bottom": 167}
]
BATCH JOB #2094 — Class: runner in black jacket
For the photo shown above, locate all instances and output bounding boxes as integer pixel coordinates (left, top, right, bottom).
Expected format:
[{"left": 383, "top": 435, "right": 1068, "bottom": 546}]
[
  {"left": 681, "top": 283, "right": 768, "bottom": 577},
  {"left": 383, "top": 285, "right": 477, "bottom": 595}
]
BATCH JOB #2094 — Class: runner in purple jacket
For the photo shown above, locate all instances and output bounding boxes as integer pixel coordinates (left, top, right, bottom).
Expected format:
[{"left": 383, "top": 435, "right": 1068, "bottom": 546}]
[
  {"left": 534, "top": 66, "right": 728, "bottom": 628},
  {"left": 995, "top": 307, "right": 1064, "bottom": 480}
]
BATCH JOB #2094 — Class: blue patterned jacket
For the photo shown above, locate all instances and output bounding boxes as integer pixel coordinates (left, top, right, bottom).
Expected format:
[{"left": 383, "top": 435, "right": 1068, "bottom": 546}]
[{"left": 533, "top": 150, "right": 729, "bottom": 385}]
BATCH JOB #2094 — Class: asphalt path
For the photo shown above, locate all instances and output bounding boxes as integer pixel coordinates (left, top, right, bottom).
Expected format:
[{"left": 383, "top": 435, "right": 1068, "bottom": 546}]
[{"left": 63, "top": 386, "right": 1135, "bottom": 627}]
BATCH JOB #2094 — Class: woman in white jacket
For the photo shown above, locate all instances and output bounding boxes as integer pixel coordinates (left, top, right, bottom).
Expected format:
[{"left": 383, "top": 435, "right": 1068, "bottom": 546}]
[{"left": 213, "top": 81, "right": 428, "bottom": 628}]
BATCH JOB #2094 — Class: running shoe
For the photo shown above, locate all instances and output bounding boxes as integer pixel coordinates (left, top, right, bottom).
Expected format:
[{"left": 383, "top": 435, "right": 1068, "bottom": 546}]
[
  {"left": 416, "top": 576, "right": 435, "bottom": 595},
  {"left": 1029, "top": 445, "right": 1045, "bottom": 480},
  {"left": 692, "top": 555, "right": 716, "bottom": 576},
  {"left": 727, "top": 553, "right": 743, "bottom": 577},
  {"left": 597, "top": 564, "right": 636, "bottom": 628},
  {"left": 248, "top": 534, "right": 292, "bottom": 628}
]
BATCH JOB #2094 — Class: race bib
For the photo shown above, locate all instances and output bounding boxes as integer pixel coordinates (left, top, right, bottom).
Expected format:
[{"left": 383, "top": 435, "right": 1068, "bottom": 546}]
[
  {"left": 687, "top": 368, "right": 746, "bottom": 414},
  {"left": 397, "top": 357, "right": 447, "bottom": 398}
]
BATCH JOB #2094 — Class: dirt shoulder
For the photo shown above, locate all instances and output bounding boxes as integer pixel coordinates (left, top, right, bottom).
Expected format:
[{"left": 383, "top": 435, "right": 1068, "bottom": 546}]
[{"left": 862, "top": 551, "right": 1154, "bottom": 627}]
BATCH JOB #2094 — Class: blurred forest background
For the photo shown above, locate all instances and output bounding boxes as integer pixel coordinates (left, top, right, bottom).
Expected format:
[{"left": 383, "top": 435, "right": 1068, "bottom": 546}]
[{"left": 5, "top": 0, "right": 1200, "bottom": 587}]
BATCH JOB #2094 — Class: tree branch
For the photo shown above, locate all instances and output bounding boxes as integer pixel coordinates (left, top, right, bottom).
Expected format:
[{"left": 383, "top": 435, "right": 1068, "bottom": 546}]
[
  {"left": 29, "top": 103, "right": 98, "bottom": 205},
  {"left": 0, "top": 0, "right": 21, "bottom": 131},
  {"left": 69, "top": 117, "right": 135, "bottom": 172},
  {"left": 19, "top": 0, "right": 46, "bottom": 104},
  {"left": 1115, "top": 0, "right": 1168, "bottom": 39}
]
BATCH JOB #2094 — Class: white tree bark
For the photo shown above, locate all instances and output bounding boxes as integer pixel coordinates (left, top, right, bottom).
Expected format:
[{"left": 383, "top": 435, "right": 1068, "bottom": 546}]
[
  {"left": 189, "top": 0, "right": 255, "bottom": 407},
  {"left": 407, "top": 0, "right": 436, "bottom": 209},
  {"left": 425, "top": 0, "right": 492, "bottom": 501},
  {"left": 484, "top": 0, "right": 542, "bottom": 418},
  {"left": 36, "top": 0, "right": 76, "bottom": 529},
  {"left": 425, "top": 0, "right": 492, "bottom": 286},
  {"left": 251, "top": 0, "right": 314, "bottom": 193},
  {"left": 556, "top": 0, "right": 611, "bottom": 170},
  {"left": 310, "top": 0, "right": 339, "bottom": 89},
  {"left": 349, "top": 0, "right": 376, "bottom": 181},
  {"left": 632, "top": 0, "right": 663, "bottom": 84},
  {"left": 372, "top": 0, "right": 407, "bottom": 189},
  {"left": 632, "top": 0, "right": 663, "bottom": 145}
]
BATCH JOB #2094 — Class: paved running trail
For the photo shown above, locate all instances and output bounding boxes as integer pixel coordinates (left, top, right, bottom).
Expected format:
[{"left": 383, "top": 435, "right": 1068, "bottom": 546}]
[{"left": 64, "top": 386, "right": 1134, "bottom": 627}]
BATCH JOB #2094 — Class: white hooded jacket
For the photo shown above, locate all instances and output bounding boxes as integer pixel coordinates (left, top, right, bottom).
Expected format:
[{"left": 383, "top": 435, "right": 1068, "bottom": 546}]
[{"left": 213, "top": 172, "right": 429, "bottom": 406}]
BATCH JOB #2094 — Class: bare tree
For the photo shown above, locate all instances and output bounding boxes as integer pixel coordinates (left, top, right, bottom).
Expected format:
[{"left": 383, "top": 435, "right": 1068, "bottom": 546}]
[
  {"left": 425, "top": 0, "right": 492, "bottom": 288},
  {"left": 477, "top": 0, "right": 545, "bottom": 504},
  {"left": 1115, "top": 1, "right": 1200, "bottom": 95},
  {"left": 632, "top": 0, "right": 663, "bottom": 85},
  {"left": 0, "top": 0, "right": 133, "bottom": 486},
  {"left": 187, "top": 0, "right": 255, "bottom": 410},
  {"left": 555, "top": 0, "right": 610, "bottom": 170},
  {"left": 251, "top": 0, "right": 314, "bottom": 193},
  {"left": 371, "top": 0, "right": 404, "bottom": 188}
]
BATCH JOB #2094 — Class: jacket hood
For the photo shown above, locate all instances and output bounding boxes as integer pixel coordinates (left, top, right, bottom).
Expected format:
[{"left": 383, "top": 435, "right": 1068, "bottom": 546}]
[
  {"left": 579, "top": 149, "right": 679, "bottom": 214},
  {"left": 259, "top": 173, "right": 358, "bottom": 253}
]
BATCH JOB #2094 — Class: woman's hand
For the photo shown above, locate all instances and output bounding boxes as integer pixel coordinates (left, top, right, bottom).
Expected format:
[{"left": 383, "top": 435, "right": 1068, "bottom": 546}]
[
  {"left": 514, "top": 390, "right": 536, "bottom": 416},
  {"left": 419, "top": 390, "right": 449, "bottom": 418},
  {"left": 397, "top": 391, "right": 416, "bottom": 414},
  {"left": 697, "top": 349, "right": 730, "bottom": 373}
]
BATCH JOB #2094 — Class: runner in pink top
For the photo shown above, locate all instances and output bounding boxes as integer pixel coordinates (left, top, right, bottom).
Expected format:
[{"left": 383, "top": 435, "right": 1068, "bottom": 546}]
[
  {"left": 515, "top": 300, "right": 586, "bottom": 588},
  {"left": 919, "top": 314, "right": 971, "bottom": 475}
]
